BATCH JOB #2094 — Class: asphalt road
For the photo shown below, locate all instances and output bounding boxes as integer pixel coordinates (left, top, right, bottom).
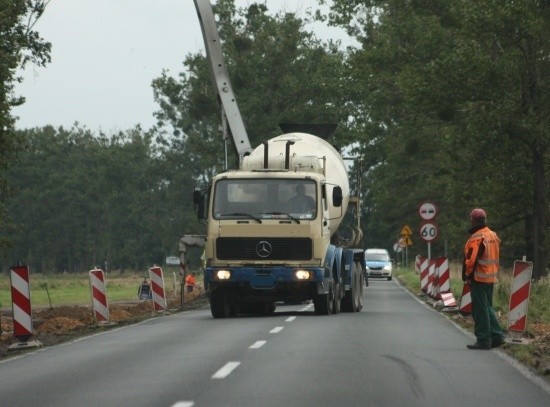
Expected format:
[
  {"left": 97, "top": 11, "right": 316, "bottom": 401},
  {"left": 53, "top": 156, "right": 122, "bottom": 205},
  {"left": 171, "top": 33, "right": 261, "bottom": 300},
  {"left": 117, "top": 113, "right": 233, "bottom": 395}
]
[{"left": 0, "top": 279, "right": 548, "bottom": 407}]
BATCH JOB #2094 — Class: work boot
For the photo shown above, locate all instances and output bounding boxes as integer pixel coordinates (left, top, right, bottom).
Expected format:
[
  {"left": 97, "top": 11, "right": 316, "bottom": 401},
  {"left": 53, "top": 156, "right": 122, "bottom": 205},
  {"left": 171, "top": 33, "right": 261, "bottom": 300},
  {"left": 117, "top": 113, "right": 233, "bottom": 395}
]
[
  {"left": 491, "top": 337, "right": 505, "bottom": 348},
  {"left": 467, "top": 342, "right": 491, "bottom": 350}
]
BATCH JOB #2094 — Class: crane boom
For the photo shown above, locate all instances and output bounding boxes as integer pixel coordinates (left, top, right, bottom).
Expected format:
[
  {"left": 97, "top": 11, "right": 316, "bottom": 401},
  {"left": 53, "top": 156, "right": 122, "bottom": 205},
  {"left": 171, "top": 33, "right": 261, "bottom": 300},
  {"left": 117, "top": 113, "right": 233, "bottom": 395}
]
[{"left": 193, "top": 0, "right": 252, "bottom": 164}]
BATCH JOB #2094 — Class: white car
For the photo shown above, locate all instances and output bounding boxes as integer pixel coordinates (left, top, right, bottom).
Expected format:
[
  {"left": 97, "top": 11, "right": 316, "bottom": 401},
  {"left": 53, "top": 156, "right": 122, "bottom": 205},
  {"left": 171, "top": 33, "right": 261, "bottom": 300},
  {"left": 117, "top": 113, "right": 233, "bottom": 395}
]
[{"left": 364, "top": 248, "right": 393, "bottom": 281}]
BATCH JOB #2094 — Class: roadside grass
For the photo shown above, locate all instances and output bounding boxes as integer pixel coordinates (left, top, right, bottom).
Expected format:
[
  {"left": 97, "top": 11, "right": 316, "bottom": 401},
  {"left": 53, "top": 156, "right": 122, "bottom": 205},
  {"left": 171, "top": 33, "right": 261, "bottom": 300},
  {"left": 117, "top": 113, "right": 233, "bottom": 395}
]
[
  {"left": 394, "top": 263, "right": 550, "bottom": 376},
  {"left": 0, "top": 268, "right": 201, "bottom": 309}
]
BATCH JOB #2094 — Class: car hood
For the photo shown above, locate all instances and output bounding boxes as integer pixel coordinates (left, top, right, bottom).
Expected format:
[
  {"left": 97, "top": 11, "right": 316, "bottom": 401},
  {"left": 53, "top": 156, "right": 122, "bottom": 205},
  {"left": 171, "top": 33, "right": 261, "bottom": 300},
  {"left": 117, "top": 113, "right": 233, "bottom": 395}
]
[{"left": 366, "top": 260, "right": 390, "bottom": 267}]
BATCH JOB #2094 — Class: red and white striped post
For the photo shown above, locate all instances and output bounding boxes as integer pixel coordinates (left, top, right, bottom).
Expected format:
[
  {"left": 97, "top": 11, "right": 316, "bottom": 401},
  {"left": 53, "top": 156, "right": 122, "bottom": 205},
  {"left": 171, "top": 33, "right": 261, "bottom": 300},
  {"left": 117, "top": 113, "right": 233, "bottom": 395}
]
[
  {"left": 507, "top": 260, "right": 533, "bottom": 336},
  {"left": 459, "top": 282, "right": 472, "bottom": 315},
  {"left": 89, "top": 268, "right": 110, "bottom": 323},
  {"left": 149, "top": 266, "right": 168, "bottom": 313},
  {"left": 419, "top": 257, "right": 429, "bottom": 292},
  {"left": 435, "top": 258, "right": 449, "bottom": 295},
  {"left": 427, "top": 260, "right": 437, "bottom": 298},
  {"left": 8, "top": 265, "right": 42, "bottom": 350},
  {"left": 10, "top": 265, "right": 33, "bottom": 340}
]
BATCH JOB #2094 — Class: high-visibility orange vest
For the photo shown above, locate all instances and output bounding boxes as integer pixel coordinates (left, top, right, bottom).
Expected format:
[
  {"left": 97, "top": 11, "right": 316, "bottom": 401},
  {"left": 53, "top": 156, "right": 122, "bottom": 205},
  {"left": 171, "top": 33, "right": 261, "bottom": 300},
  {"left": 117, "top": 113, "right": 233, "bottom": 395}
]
[
  {"left": 464, "top": 226, "right": 500, "bottom": 283},
  {"left": 185, "top": 274, "right": 196, "bottom": 286}
]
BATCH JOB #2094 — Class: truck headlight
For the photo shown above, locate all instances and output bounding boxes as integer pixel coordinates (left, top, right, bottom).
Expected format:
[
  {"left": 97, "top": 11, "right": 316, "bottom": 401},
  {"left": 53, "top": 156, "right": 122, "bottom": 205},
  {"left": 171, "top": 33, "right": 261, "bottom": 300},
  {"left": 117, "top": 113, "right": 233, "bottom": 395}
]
[
  {"left": 215, "top": 269, "right": 231, "bottom": 280},
  {"left": 294, "top": 270, "right": 311, "bottom": 280}
]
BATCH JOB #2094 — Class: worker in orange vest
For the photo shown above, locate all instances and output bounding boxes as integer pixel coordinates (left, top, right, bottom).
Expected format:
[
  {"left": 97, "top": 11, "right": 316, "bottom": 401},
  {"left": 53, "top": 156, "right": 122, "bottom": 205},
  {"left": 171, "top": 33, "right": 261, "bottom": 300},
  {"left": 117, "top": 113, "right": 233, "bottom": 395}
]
[
  {"left": 462, "top": 208, "right": 505, "bottom": 350},
  {"left": 185, "top": 272, "right": 196, "bottom": 293}
]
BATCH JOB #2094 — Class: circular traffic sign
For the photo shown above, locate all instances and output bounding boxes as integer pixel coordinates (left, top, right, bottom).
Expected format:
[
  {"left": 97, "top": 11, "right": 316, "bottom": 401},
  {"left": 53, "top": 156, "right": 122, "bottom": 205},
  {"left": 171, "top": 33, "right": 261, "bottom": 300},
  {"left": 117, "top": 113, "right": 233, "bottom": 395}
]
[
  {"left": 418, "top": 202, "right": 438, "bottom": 220},
  {"left": 419, "top": 221, "right": 439, "bottom": 242}
]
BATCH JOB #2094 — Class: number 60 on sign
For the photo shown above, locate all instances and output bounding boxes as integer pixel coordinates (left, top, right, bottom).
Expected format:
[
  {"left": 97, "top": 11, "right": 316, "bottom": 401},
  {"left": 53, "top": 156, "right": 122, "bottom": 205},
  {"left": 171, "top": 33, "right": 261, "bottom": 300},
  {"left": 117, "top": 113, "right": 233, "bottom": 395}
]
[{"left": 419, "top": 222, "right": 438, "bottom": 242}]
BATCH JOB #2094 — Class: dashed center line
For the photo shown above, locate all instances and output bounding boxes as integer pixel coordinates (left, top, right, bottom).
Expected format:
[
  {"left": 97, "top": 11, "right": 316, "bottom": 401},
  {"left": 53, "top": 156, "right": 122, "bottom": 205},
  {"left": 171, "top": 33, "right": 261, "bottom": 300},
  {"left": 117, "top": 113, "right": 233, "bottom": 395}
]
[
  {"left": 299, "top": 304, "right": 313, "bottom": 312},
  {"left": 171, "top": 402, "right": 194, "bottom": 407},
  {"left": 212, "top": 361, "right": 241, "bottom": 379},
  {"left": 249, "top": 340, "right": 267, "bottom": 349},
  {"left": 270, "top": 326, "right": 284, "bottom": 333},
  {"left": 285, "top": 316, "right": 296, "bottom": 322}
]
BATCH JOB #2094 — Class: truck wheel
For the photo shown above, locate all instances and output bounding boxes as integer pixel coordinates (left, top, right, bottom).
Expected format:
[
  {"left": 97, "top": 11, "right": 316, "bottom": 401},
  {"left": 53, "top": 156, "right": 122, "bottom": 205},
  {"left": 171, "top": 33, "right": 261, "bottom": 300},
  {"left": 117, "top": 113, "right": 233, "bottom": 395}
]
[
  {"left": 353, "top": 262, "right": 363, "bottom": 312},
  {"left": 210, "top": 289, "right": 230, "bottom": 318},
  {"left": 332, "top": 282, "right": 341, "bottom": 314},
  {"left": 314, "top": 284, "right": 334, "bottom": 315},
  {"left": 342, "top": 262, "right": 363, "bottom": 312}
]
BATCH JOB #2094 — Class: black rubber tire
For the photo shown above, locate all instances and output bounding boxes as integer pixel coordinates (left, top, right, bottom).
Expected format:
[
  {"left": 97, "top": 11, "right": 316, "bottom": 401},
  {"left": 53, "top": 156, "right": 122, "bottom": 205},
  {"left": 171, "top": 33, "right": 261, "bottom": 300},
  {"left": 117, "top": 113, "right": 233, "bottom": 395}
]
[
  {"left": 210, "top": 289, "right": 230, "bottom": 318},
  {"left": 332, "top": 282, "right": 341, "bottom": 314},
  {"left": 314, "top": 284, "right": 333, "bottom": 315}
]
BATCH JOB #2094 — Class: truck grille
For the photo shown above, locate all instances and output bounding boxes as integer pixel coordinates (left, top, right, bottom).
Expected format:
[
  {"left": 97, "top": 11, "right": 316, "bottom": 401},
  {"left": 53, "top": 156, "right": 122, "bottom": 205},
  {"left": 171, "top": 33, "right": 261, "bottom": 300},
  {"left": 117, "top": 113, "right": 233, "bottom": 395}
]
[{"left": 216, "top": 237, "right": 312, "bottom": 261}]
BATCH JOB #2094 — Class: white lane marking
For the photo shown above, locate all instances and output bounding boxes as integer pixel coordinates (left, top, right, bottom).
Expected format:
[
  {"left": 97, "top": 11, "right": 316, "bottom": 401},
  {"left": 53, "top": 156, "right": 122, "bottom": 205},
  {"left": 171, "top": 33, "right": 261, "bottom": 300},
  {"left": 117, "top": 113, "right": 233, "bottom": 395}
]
[
  {"left": 285, "top": 316, "right": 296, "bottom": 322},
  {"left": 270, "top": 326, "right": 284, "bottom": 333},
  {"left": 212, "top": 361, "right": 241, "bottom": 379},
  {"left": 171, "top": 402, "right": 194, "bottom": 407},
  {"left": 299, "top": 304, "right": 313, "bottom": 312},
  {"left": 249, "top": 340, "right": 267, "bottom": 349}
]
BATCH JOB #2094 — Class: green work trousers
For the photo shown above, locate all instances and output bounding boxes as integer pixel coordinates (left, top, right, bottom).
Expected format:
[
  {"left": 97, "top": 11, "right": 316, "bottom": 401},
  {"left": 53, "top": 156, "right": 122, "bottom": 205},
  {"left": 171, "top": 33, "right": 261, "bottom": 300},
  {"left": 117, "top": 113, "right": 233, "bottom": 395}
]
[{"left": 470, "top": 280, "right": 504, "bottom": 346}]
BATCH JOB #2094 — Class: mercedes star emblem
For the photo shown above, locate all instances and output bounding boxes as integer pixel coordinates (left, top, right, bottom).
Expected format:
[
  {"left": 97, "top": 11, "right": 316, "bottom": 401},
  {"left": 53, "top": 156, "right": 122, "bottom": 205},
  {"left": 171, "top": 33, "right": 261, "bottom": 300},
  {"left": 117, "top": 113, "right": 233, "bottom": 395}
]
[{"left": 256, "top": 241, "right": 272, "bottom": 258}]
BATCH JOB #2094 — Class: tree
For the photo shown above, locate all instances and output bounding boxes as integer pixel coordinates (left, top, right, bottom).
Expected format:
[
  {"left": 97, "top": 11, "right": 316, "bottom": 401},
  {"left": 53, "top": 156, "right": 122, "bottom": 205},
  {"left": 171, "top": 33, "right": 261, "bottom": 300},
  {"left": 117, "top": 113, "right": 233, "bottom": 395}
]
[
  {"left": 0, "top": 0, "right": 51, "bottom": 247},
  {"left": 324, "top": 0, "right": 549, "bottom": 277},
  {"left": 152, "top": 0, "right": 348, "bottom": 181}
]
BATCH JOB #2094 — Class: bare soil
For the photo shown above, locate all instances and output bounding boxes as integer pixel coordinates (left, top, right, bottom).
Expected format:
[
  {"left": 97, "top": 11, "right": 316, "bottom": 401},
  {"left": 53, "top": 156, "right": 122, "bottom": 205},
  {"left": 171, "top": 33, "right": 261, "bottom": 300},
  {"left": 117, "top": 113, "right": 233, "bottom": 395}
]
[{"left": 0, "top": 289, "right": 208, "bottom": 359}]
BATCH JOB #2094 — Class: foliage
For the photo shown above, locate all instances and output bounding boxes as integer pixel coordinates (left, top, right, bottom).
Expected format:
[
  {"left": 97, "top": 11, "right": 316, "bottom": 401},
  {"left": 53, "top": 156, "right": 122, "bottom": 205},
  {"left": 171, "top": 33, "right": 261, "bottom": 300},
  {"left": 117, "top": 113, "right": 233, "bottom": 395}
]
[
  {"left": 1, "top": 125, "right": 200, "bottom": 272},
  {"left": 152, "top": 0, "right": 348, "bottom": 178},
  {"left": 0, "top": 0, "right": 51, "bottom": 248},
  {"left": 324, "top": 0, "right": 549, "bottom": 277}
]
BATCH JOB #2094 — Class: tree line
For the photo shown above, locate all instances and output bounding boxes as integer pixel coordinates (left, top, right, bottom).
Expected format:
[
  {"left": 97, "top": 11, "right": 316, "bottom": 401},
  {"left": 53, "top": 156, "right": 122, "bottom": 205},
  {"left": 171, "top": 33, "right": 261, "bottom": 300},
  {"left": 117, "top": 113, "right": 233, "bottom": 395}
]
[{"left": 0, "top": 1, "right": 547, "bottom": 277}]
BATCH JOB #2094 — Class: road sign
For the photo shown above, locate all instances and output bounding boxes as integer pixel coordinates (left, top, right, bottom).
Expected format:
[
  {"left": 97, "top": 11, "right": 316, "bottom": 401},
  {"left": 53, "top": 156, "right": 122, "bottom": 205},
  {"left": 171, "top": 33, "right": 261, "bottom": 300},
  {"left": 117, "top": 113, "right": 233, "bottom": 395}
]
[
  {"left": 393, "top": 242, "right": 402, "bottom": 253},
  {"left": 400, "top": 225, "right": 412, "bottom": 236},
  {"left": 418, "top": 202, "right": 437, "bottom": 220},
  {"left": 419, "top": 221, "right": 439, "bottom": 242},
  {"left": 403, "top": 235, "right": 413, "bottom": 246},
  {"left": 398, "top": 237, "right": 406, "bottom": 248}
]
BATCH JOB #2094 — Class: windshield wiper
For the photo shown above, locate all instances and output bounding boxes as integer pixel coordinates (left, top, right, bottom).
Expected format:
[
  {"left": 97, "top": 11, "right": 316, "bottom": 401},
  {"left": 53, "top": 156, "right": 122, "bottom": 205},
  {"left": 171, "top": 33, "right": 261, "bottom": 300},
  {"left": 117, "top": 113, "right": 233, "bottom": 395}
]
[
  {"left": 219, "top": 212, "right": 262, "bottom": 223},
  {"left": 260, "top": 211, "right": 301, "bottom": 224}
]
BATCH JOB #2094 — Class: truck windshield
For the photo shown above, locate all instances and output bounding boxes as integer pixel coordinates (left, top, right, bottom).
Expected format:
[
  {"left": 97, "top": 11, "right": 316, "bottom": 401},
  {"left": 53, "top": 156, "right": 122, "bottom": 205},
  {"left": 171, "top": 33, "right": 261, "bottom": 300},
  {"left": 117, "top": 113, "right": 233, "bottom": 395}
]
[{"left": 213, "top": 178, "right": 317, "bottom": 220}]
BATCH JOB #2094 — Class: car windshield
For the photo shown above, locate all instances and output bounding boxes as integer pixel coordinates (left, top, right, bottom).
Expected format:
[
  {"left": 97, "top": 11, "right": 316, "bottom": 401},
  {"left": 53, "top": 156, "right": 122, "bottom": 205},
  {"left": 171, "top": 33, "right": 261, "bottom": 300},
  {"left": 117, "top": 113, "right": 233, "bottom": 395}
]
[
  {"left": 366, "top": 253, "right": 390, "bottom": 262},
  {"left": 213, "top": 178, "right": 317, "bottom": 220}
]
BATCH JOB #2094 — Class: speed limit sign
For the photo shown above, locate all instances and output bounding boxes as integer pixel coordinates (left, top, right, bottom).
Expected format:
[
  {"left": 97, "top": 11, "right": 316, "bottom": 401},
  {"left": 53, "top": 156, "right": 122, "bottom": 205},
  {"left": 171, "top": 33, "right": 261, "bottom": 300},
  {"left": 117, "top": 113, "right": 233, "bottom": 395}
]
[{"left": 419, "top": 222, "right": 438, "bottom": 242}]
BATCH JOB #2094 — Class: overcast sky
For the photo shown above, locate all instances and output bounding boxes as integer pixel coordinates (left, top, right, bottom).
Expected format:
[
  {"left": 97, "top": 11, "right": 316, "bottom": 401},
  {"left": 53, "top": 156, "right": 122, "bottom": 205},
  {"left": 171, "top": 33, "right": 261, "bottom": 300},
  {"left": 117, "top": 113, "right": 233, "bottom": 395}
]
[{"left": 13, "top": 0, "right": 353, "bottom": 133}]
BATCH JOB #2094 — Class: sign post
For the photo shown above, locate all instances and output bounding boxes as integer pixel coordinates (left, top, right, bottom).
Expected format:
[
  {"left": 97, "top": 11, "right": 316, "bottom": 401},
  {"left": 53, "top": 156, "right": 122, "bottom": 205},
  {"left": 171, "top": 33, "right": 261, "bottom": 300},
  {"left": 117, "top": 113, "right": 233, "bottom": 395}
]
[
  {"left": 400, "top": 225, "right": 413, "bottom": 267},
  {"left": 418, "top": 202, "right": 438, "bottom": 259}
]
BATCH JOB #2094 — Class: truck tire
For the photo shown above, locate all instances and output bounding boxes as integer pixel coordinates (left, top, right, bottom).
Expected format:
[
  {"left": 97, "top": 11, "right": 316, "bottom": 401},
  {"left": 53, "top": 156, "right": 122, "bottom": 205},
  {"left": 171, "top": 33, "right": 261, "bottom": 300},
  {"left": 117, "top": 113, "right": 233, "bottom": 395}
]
[
  {"left": 210, "top": 289, "right": 231, "bottom": 318},
  {"left": 341, "top": 262, "right": 363, "bottom": 312},
  {"left": 353, "top": 261, "right": 364, "bottom": 312},
  {"left": 314, "top": 284, "right": 334, "bottom": 315},
  {"left": 332, "top": 281, "right": 341, "bottom": 314}
]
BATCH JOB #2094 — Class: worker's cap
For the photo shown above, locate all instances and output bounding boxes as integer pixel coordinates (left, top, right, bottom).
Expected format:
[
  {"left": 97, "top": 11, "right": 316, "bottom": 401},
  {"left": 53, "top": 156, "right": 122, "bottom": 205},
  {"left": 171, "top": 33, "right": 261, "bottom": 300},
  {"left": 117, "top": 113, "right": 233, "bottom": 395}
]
[{"left": 470, "top": 208, "right": 487, "bottom": 220}]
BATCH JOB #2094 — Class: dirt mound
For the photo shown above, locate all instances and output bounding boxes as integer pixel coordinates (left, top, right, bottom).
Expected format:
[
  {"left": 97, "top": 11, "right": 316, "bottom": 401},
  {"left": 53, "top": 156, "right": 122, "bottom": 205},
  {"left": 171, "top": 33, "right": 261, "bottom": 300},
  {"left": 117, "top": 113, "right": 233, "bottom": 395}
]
[
  {"left": 0, "top": 289, "right": 208, "bottom": 359},
  {"left": 37, "top": 317, "right": 85, "bottom": 334}
]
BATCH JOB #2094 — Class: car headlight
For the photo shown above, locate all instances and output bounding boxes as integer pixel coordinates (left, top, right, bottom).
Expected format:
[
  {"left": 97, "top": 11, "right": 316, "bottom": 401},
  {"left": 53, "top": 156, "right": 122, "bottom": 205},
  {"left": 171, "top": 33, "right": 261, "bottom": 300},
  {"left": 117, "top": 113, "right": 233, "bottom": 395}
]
[
  {"left": 214, "top": 269, "right": 231, "bottom": 280},
  {"left": 383, "top": 264, "right": 392, "bottom": 271},
  {"left": 294, "top": 270, "right": 311, "bottom": 280}
]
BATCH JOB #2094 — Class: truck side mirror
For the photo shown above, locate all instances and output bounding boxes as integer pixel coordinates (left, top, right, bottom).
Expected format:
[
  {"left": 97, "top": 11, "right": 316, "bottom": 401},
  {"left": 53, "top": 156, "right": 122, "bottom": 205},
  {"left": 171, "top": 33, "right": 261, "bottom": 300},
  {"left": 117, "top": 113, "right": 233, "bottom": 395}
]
[
  {"left": 332, "top": 186, "right": 343, "bottom": 207},
  {"left": 192, "top": 190, "right": 205, "bottom": 220}
]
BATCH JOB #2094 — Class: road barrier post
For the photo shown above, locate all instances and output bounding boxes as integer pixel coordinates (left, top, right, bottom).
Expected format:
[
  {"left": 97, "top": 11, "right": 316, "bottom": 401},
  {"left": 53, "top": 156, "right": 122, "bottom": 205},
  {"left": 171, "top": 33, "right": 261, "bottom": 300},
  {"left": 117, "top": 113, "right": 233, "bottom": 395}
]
[
  {"left": 507, "top": 260, "right": 533, "bottom": 343},
  {"left": 8, "top": 265, "right": 42, "bottom": 350},
  {"left": 149, "top": 266, "right": 168, "bottom": 313},
  {"left": 89, "top": 268, "right": 112, "bottom": 325}
]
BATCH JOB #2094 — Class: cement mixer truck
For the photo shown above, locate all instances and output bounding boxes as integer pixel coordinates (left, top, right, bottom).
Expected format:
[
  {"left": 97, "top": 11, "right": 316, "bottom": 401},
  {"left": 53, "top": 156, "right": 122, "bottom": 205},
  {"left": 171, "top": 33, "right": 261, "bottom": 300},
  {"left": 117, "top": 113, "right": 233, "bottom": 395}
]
[{"left": 190, "top": 0, "right": 366, "bottom": 317}]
